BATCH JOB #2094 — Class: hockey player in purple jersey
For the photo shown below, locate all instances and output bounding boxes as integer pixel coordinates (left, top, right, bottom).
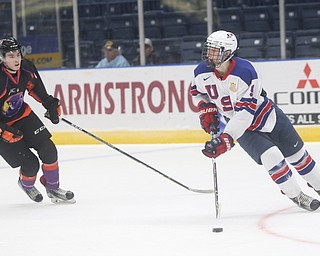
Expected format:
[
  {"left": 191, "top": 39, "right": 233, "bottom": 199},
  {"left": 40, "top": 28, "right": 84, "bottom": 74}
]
[
  {"left": 191, "top": 30, "right": 320, "bottom": 211},
  {"left": 0, "top": 37, "right": 74, "bottom": 203}
]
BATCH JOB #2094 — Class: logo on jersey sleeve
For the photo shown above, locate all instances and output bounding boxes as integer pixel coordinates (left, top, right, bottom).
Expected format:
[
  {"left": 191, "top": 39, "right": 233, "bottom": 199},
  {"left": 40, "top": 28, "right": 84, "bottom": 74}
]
[{"left": 2, "top": 92, "right": 24, "bottom": 117}]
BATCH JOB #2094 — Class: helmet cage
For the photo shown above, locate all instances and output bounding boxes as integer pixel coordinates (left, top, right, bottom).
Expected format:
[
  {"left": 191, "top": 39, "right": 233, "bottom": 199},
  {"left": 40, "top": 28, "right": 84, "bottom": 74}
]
[
  {"left": 202, "top": 42, "right": 234, "bottom": 68},
  {"left": 201, "top": 31, "right": 237, "bottom": 68}
]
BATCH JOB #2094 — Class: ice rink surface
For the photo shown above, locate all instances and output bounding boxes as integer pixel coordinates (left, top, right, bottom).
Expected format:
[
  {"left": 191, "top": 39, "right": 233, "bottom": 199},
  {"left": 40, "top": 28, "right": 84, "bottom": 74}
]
[{"left": 0, "top": 142, "right": 320, "bottom": 256}]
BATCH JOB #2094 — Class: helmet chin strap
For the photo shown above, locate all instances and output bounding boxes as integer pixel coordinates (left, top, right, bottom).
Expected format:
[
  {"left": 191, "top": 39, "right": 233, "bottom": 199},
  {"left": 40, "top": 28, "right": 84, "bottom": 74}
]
[{"left": 216, "top": 51, "right": 234, "bottom": 68}]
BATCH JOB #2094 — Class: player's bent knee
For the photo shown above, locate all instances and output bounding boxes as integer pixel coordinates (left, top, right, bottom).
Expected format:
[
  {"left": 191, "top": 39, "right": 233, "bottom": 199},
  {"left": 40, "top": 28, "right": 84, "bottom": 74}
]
[
  {"left": 20, "top": 153, "right": 40, "bottom": 177},
  {"left": 36, "top": 139, "right": 58, "bottom": 164},
  {"left": 260, "top": 146, "right": 285, "bottom": 170},
  {"left": 285, "top": 147, "right": 305, "bottom": 163}
]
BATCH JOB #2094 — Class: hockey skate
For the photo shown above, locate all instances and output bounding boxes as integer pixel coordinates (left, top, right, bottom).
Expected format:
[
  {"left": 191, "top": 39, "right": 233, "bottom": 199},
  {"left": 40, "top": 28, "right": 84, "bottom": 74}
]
[
  {"left": 18, "top": 178, "right": 43, "bottom": 203},
  {"left": 40, "top": 175, "right": 75, "bottom": 204},
  {"left": 290, "top": 191, "right": 320, "bottom": 211}
]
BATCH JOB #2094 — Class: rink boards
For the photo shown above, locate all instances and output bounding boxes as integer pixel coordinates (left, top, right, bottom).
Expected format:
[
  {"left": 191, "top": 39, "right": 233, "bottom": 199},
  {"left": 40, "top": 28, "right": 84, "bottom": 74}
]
[
  {"left": 49, "top": 126, "right": 320, "bottom": 145},
  {"left": 31, "top": 59, "right": 320, "bottom": 144}
]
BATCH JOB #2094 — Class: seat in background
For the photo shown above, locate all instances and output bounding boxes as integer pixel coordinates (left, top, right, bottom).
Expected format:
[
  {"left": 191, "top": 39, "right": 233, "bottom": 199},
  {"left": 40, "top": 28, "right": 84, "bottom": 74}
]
[
  {"left": 217, "top": 7, "right": 243, "bottom": 34},
  {"left": 106, "top": 1, "right": 138, "bottom": 15},
  {"left": 78, "top": 3, "right": 105, "bottom": 18},
  {"left": 187, "top": 10, "right": 213, "bottom": 36},
  {"left": 294, "top": 29, "right": 320, "bottom": 58},
  {"left": 300, "top": 3, "right": 320, "bottom": 30},
  {"left": 152, "top": 38, "right": 182, "bottom": 64},
  {"left": 160, "top": 12, "right": 189, "bottom": 38},
  {"left": 180, "top": 35, "right": 205, "bottom": 64},
  {"left": 144, "top": 11, "right": 163, "bottom": 39},
  {"left": 265, "top": 31, "right": 294, "bottom": 59},
  {"left": 108, "top": 14, "right": 138, "bottom": 40},
  {"left": 237, "top": 32, "right": 265, "bottom": 60},
  {"left": 271, "top": 4, "right": 301, "bottom": 31},
  {"left": 79, "top": 17, "right": 108, "bottom": 41},
  {"left": 242, "top": 6, "right": 272, "bottom": 32}
]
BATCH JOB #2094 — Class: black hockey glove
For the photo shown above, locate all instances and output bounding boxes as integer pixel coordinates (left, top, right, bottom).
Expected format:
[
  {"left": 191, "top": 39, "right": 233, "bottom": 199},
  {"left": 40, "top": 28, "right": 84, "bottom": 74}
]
[
  {"left": 0, "top": 123, "right": 23, "bottom": 143},
  {"left": 43, "top": 96, "right": 61, "bottom": 124}
]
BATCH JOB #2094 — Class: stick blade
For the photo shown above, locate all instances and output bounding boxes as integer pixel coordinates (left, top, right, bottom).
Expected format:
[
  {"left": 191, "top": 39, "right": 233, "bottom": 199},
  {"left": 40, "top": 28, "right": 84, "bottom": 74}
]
[{"left": 188, "top": 188, "right": 214, "bottom": 194}]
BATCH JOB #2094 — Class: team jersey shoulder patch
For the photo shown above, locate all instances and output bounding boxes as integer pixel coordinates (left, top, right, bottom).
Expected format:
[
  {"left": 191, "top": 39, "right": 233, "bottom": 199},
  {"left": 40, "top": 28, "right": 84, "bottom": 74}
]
[{"left": 229, "top": 81, "right": 238, "bottom": 93}]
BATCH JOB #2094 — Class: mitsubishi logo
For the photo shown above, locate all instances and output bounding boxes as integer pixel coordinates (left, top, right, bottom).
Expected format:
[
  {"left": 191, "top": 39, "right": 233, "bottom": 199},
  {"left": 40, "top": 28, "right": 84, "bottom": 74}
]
[{"left": 297, "top": 63, "right": 320, "bottom": 89}]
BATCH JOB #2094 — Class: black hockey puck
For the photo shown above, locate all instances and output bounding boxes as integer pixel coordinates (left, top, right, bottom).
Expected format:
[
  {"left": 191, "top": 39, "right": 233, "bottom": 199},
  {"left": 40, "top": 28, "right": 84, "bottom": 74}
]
[{"left": 212, "top": 227, "right": 223, "bottom": 233}]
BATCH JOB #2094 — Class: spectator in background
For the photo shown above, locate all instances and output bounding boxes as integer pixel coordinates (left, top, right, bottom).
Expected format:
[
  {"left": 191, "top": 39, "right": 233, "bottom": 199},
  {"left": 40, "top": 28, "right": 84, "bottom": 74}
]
[
  {"left": 132, "top": 38, "right": 162, "bottom": 66},
  {"left": 96, "top": 41, "right": 130, "bottom": 68}
]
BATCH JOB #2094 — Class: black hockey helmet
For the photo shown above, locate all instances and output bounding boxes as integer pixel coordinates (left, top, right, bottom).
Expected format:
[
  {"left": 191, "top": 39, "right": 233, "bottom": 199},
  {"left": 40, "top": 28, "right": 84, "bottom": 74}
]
[{"left": 0, "top": 37, "right": 21, "bottom": 58}]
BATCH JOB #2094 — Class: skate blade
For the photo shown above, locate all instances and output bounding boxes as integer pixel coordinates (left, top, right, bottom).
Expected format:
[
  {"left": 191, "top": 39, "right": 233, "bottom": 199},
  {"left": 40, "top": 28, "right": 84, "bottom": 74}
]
[{"left": 50, "top": 197, "right": 76, "bottom": 204}]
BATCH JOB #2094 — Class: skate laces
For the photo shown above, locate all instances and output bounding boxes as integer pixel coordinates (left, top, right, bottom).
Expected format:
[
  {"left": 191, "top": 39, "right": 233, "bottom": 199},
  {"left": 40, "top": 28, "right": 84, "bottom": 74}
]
[
  {"left": 291, "top": 192, "right": 319, "bottom": 211},
  {"left": 28, "top": 187, "right": 40, "bottom": 197},
  {"left": 294, "top": 192, "right": 313, "bottom": 207}
]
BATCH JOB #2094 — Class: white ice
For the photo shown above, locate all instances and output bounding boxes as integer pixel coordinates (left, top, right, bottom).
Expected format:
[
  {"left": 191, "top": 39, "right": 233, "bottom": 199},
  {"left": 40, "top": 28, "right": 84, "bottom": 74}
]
[{"left": 0, "top": 142, "right": 320, "bottom": 256}]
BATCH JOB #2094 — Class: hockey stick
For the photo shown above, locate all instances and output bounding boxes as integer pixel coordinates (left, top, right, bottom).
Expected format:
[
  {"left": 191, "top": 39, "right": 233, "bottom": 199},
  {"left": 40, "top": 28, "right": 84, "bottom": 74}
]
[
  {"left": 210, "top": 131, "right": 221, "bottom": 218},
  {"left": 60, "top": 117, "right": 213, "bottom": 194}
]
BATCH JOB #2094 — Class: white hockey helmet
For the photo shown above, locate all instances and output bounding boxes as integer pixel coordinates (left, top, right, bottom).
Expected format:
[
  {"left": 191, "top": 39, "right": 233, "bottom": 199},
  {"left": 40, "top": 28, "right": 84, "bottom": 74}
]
[{"left": 202, "top": 30, "right": 238, "bottom": 68}]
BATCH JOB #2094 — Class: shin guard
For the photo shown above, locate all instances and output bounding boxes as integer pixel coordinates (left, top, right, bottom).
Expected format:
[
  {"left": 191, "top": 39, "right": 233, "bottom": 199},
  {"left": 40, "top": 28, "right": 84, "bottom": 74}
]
[
  {"left": 19, "top": 171, "right": 37, "bottom": 190},
  {"left": 268, "top": 159, "right": 301, "bottom": 198},
  {"left": 290, "top": 150, "right": 320, "bottom": 191},
  {"left": 42, "top": 161, "right": 59, "bottom": 190}
]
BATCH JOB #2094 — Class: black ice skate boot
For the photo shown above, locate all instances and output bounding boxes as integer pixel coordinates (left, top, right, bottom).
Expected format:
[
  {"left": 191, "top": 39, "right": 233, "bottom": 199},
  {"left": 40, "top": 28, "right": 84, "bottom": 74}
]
[
  {"left": 18, "top": 178, "right": 43, "bottom": 203},
  {"left": 290, "top": 191, "right": 320, "bottom": 211},
  {"left": 40, "top": 175, "right": 75, "bottom": 204}
]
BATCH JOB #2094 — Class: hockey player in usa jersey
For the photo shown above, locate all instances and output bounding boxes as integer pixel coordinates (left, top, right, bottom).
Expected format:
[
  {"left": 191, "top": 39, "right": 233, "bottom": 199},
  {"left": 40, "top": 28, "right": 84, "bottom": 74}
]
[
  {"left": 0, "top": 37, "right": 74, "bottom": 203},
  {"left": 190, "top": 30, "right": 320, "bottom": 211}
]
